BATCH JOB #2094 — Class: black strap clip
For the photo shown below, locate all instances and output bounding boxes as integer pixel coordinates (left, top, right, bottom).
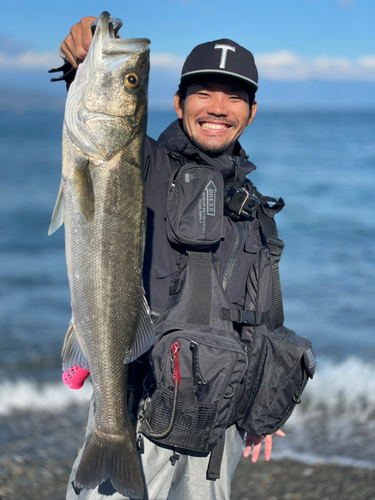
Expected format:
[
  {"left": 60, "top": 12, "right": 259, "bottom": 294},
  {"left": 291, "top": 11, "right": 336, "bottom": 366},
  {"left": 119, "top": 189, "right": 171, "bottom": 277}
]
[{"left": 220, "top": 308, "right": 269, "bottom": 326}]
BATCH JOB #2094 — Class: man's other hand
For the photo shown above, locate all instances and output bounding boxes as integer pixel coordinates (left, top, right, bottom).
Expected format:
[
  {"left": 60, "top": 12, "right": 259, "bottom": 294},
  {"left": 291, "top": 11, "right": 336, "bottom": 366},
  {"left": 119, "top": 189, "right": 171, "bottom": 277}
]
[
  {"left": 60, "top": 17, "right": 98, "bottom": 68},
  {"left": 243, "top": 429, "right": 285, "bottom": 462}
]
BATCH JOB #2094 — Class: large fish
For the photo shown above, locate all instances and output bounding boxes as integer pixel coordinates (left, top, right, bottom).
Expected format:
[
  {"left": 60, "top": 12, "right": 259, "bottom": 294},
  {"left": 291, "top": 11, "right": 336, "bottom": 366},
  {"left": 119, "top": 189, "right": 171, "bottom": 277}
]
[{"left": 49, "top": 12, "right": 153, "bottom": 498}]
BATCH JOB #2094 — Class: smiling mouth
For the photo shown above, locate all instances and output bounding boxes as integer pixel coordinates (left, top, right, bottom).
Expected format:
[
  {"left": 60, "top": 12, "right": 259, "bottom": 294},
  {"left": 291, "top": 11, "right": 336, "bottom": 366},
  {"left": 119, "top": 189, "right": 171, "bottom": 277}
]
[{"left": 199, "top": 122, "right": 231, "bottom": 130}]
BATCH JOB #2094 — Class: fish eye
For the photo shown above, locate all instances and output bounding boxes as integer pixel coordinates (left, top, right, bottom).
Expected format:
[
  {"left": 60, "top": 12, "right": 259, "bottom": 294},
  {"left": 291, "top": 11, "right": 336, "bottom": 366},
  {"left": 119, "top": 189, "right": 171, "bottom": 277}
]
[{"left": 124, "top": 73, "right": 140, "bottom": 90}]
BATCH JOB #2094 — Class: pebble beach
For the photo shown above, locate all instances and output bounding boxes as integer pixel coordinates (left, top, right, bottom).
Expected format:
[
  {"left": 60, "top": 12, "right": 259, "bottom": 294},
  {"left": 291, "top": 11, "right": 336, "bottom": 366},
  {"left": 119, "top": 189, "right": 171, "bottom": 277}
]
[{"left": 1, "top": 406, "right": 375, "bottom": 500}]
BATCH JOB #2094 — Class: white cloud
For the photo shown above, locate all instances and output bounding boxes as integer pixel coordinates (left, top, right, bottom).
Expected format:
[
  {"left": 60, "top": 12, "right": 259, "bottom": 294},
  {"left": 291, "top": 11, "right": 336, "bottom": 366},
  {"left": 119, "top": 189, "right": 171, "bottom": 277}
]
[
  {"left": 151, "top": 50, "right": 375, "bottom": 82},
  {"left": 0, "top": 49, "right": 185, "bottom": 73},
  {"left": 0, "top": 50, "right": 59, "bottom": 69},
  {"left": 1, "top": 48, "right": 375, "bottom": 83},
  {"left": 256, "top": 51, "right": 375, "bottom": 81},
  {"left": 150, "top": 52, "right": 184, "bottom": 73}
]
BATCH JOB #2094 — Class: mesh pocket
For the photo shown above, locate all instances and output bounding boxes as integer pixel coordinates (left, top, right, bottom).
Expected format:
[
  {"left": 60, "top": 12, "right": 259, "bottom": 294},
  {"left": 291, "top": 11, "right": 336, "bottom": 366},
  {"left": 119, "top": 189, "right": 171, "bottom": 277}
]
[{"left": 142, "top": 386, "right": 218, "bottom": 452}]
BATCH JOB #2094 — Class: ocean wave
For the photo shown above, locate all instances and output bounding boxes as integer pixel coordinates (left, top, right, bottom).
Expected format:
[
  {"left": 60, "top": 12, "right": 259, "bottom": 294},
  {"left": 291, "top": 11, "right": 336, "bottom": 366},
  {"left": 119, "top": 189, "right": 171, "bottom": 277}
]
[
  {"left": 288, "top": 356, "right": 375, "bottom": 425},
  {"left": 273, "top": 357, "right": 375, "bottom": 467},
  {"left": 2, "top": 357, "right": 375, "bottom": 467},
  {"left": 0, "top": 379, "right": 92, "bottom": 415},
  {"left": 2, "top": 357, "right": 373, "bottom": 415}
]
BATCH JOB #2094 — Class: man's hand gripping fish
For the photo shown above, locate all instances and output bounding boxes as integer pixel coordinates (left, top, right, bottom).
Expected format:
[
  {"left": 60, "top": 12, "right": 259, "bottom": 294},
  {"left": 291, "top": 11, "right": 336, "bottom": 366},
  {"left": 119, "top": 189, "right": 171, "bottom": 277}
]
[{"left": 48, "top": 12, "right": 153, "bottom": 498}]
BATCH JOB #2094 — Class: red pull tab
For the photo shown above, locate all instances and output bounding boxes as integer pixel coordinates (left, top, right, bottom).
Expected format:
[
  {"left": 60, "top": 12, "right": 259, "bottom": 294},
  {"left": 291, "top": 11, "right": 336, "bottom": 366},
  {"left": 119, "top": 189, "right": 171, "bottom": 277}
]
[{"left": 171, "top": 341, "right": 181, "bottom": 386}]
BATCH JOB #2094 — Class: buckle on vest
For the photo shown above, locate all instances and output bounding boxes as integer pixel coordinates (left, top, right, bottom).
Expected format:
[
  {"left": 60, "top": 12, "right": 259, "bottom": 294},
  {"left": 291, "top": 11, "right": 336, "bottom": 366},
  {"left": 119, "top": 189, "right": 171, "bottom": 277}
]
[{"left": 237, "top": 310, "right": 268, "bottom": 325}]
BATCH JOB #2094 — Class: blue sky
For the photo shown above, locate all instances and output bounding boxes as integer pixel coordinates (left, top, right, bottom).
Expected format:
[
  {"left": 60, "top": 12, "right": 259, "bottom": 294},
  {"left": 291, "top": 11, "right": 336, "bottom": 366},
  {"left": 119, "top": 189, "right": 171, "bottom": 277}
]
[{"left": 0, "top": 0, "right": 374, "bottom": 109}]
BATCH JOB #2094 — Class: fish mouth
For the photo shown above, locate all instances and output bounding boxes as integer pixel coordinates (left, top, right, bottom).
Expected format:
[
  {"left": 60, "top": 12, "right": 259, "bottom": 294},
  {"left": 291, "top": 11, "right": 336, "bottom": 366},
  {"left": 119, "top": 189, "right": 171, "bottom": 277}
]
[
  {"left": 91, "top": 12, "right": 123, "bottom": 39},
  {"left": 96, "top": 11, "right": 151, "bottom": 53},
  {"left": 84, "top": 111, "right": 119, "bottom": 122}
]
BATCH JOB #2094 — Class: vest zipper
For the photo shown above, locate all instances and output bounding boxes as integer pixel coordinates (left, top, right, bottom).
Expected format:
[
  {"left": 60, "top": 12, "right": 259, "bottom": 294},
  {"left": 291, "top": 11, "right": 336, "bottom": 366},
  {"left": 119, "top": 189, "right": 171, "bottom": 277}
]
[
  {"left": 222, "top": 157, "right": 244, "bottom": 293},
  {"left": 222, "top": 222, "right": 243, "bottom": 293}
]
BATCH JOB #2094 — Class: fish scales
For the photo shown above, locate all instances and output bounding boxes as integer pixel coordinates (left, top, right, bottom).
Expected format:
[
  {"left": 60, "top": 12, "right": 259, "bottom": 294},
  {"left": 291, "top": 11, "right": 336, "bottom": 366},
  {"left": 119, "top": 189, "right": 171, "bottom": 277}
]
[
  {"left": 65, "top": 145, "right": 143, "bottom": 424},
  {"left": 49, "top": 12, "right": 153, "bottom": 498}
]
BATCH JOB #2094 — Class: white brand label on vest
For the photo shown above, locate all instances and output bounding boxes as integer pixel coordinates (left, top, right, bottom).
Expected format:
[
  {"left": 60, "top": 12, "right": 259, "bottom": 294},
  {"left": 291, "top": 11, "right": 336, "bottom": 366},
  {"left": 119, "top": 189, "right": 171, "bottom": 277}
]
[
  {"left": 205, "top": 181, "right": 217, "bottom": 216},
  {"left": 184, "top": 173, "right": 198, "bottom": 183},
  {"left": 214, "top": 44, "right": 236, "bottom": 69}
]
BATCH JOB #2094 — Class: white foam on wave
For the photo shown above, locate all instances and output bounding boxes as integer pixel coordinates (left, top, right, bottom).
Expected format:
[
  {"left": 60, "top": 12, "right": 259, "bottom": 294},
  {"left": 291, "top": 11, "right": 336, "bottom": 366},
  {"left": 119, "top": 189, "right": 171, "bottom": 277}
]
[
  {"left": 273, "top": 356, "right": 375, "bottom": 467},
  {"left": 0, "top": 379, "right": 92, "bottom": 416},
  {"left": 288, "top": 356, "right": 375, "bottom": 425}
]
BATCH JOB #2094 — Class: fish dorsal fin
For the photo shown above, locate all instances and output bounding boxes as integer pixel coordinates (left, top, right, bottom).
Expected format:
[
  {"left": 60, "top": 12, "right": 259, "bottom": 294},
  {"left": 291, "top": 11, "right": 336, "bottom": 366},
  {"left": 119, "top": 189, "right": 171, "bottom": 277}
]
[
  {"left": 48, "top": 181, "right": 64, "bottom": 235},
  {"left": 62, "top": 321, "right": 89, "bottom": 371},
  {"left": 124, "top": 294, "right": 155, "bottom": 364}
]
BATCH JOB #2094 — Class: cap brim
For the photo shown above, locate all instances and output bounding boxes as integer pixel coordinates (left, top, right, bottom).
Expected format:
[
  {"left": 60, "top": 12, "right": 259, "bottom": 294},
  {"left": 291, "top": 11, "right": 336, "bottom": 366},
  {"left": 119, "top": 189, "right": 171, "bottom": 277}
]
[{"left": 181, "top": 69, "right": 258, "bottom": 93}]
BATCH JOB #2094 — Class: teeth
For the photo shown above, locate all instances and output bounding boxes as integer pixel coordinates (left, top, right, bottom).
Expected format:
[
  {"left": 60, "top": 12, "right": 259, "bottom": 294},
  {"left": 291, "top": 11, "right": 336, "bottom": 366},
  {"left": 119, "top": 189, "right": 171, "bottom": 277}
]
[{"left": 201, "top": 123, "right": 228, "bottom": 130}]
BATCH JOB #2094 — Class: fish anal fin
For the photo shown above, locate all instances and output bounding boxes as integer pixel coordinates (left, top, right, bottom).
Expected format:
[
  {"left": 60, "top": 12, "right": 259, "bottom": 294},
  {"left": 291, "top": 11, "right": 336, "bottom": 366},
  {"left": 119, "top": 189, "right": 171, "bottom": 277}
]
[
  {"left": 48, "top": 181, "right": 64, "bottom": 235},
  {"left": 62, "top": 321, "right": 89, "bottom": 371},
  {"left": 73, "top": 159, "right": 95, "bottom": 222},
  {"left": 124, "top": 294, "right": 155, "bottom": 364}
]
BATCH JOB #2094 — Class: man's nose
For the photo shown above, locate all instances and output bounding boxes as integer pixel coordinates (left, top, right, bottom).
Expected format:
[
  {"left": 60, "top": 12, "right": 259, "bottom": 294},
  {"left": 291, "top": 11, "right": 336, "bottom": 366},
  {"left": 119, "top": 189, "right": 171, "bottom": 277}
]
[{"left": 206, "top": 94, "right": 228, "bottom": 116}]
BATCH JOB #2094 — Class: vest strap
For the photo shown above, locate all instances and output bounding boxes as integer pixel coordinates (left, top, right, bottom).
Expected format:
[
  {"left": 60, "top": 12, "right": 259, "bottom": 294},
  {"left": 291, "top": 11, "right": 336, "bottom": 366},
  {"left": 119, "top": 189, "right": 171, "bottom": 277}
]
[{"left": 206, "top": 434, "right": 225, "bottom": 480}]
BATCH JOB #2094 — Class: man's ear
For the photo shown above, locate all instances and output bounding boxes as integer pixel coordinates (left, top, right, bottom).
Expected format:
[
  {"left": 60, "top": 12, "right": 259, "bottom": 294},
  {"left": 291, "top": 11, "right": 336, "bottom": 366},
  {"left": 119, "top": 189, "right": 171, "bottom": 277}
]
[
  {"left": 247, "top": 100, "right": 257, "bottom": 127},
  {"left": 174, "top": 91, "right": 184, "bottom": 119}
]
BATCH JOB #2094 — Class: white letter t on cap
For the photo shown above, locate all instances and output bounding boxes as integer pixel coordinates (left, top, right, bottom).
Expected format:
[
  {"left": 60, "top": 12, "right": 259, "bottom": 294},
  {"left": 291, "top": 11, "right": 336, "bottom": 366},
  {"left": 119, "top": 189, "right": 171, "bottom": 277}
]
[{"left": 214, "top": 44, "right": 236, "bottom": 69}]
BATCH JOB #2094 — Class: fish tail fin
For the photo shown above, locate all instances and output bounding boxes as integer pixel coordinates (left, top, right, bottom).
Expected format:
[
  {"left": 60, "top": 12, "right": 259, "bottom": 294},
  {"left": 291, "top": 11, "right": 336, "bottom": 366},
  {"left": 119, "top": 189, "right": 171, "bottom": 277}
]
[{"left": 74, "top": 420, "right": 144, "bottom": 499}]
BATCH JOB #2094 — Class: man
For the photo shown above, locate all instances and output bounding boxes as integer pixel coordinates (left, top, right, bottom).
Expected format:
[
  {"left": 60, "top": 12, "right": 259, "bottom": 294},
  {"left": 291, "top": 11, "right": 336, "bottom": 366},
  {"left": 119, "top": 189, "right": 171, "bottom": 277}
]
[{"left": 58, "top": 16, "right": 285, "bottom": 500}]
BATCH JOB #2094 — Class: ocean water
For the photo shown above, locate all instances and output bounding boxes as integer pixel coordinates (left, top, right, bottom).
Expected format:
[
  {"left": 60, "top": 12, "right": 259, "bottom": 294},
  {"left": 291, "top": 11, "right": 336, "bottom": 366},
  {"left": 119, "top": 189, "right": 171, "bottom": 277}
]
[{"left": 1, "top": 109, "right": 375, "bottom": 468}]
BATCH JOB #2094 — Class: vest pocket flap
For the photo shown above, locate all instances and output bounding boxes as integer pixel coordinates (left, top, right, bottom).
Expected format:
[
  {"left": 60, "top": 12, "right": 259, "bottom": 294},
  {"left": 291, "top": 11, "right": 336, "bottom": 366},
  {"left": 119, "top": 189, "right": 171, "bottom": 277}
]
[
  {"left": 235, "top": 325, "right": 314, "bottom": 436},
  {"left": 244, "top": 220, "right": 262, "bottom": 253},
  {"left": 285, "top": 329, "right": 316, "bottom": 379}
]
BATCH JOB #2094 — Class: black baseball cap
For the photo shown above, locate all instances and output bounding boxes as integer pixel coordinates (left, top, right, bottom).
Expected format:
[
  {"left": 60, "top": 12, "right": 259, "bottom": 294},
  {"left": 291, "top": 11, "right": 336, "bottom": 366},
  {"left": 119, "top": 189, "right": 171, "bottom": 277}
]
[{"left": 180, "top": 39, "right": 258, "bottom": 93}]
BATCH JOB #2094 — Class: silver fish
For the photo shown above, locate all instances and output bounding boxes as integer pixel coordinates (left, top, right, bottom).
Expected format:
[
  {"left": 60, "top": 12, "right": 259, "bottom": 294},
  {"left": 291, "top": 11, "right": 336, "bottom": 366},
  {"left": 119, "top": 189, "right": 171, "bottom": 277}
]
[{"left": 49, "top": 11, "right": 153, "bottom": 498}]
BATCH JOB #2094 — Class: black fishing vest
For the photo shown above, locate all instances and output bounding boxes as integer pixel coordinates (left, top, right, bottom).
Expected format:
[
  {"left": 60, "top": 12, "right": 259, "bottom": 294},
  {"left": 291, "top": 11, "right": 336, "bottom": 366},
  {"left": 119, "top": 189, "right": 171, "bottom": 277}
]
[{"left": 136, "top": 151, "right": 315, "bottom": 479}]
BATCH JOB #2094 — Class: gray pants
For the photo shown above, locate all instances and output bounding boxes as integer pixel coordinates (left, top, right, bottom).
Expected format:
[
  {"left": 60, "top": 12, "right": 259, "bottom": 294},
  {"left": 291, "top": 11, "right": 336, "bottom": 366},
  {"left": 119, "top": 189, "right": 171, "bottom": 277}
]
[{"left": 67, "top": 399, "right": 244, "bottom": 500}]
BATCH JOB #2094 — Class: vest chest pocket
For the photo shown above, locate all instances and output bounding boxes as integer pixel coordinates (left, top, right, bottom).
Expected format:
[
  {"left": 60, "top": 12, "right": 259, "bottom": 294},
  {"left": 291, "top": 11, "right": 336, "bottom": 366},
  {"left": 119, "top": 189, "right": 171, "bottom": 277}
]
[
  {"left": 220, "top": 219, "right": 263, "bottom": 307},
  {"left": 166, "top": 164, "right": 224, "bottom": 248}
]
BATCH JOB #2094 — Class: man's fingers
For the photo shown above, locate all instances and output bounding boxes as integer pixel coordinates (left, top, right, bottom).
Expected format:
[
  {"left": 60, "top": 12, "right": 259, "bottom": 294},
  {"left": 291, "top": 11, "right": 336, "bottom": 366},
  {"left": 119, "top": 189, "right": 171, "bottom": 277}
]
[
  {"left": 243, "top": 434, "right": 254, "bottom": 458},
  {"left": 60, "top": 17, "right": 98, "bottom": 68},
  {"left": 61, "top": 36, "right": 77, "bottom": 68},
  {"left": 264, "top": 434, "right": 273, "bottom": 461},
  {"left": 80, "top": 16, "right": 98, "bottom": 51},
  {"left": 251, "top": 435, "right": 262, "bottom": 463},
  {"left": 243, "top": 430, "right": 285, "bottom": 461}
]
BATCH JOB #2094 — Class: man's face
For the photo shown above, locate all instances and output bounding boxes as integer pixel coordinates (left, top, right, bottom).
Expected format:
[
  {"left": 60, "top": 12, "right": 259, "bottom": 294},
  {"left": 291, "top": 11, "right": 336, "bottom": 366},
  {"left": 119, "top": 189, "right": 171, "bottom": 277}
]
[{"left": 174, "top": 78, "right": 257, "bottom": 155}]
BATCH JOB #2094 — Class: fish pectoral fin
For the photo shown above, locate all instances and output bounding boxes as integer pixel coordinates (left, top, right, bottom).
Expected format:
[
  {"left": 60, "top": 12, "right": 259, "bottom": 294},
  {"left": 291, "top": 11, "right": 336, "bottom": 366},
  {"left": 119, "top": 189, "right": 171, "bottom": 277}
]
[
  {"left": 73, "top": 159, "right": 95, "bottom": 222},
  {"left": 124, "top": 294, "right": 155, "bottom": 364},
  {"left": 48, "top": 181, "right": 64, "bottom": 235},
  {"left": 62, "top": 321, "right": 89, "bottom": 371}
]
